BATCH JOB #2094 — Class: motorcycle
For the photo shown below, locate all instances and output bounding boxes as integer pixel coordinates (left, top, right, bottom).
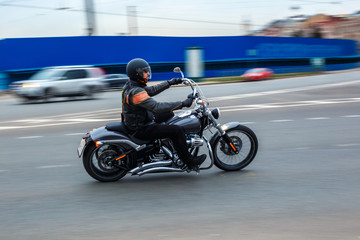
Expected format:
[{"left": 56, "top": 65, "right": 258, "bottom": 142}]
[{"left": 77, "top": 67, "right": 258, "bottom": 182}]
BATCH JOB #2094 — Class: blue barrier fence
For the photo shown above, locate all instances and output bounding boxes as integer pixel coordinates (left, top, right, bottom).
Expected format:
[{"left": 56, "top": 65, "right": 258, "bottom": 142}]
[{"left": 0, "top": 35, "right": 358, "bottom": 89}]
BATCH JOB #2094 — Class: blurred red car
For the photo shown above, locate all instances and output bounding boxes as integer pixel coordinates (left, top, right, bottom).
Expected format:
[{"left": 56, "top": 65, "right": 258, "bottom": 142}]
[{"left": 241, "top": 68, "right": 274, "bottom": 81}]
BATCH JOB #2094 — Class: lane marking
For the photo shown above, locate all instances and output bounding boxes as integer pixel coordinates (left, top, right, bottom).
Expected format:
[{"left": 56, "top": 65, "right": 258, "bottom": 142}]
[
  {"left": 37, "top": 164, "right": 73, "bottom": 169},
  {"left": 239, "top": 122, "right": 256, "bottom": 125},
  {"left": 306, "top": 117, "right": 330, "bottom": 120},
  {"left": 1, "top": 97, "right": 360, "bottom": 131},
  {"left": 270, "top": 119, "right": 293, "bottom": 123},
  {"left": 335, "top": 143, "right": 360, "bottom": 147},
  {"left": 220, "top": 98, "right": 360, "bottom": 112},
  {"left": 0, "top": 118, "right": 119, "bottom": 131},
  {"left": 17, "top": 136, "right": 43, "bottom": 139},
  {"left": 208, "top": 79, "right": 360, "bottom": 102},
  {"left": 0, "top": 108, "right": 120, "bottom": 125},
  {"left": 64, "top": 133, "right": 86, "bottom": 136},
  {"left": 295, "top": 147, "right": 312, "bottom": 150},
  {"left": 342, "top": 115, "right": 360, "bottom": 118}
]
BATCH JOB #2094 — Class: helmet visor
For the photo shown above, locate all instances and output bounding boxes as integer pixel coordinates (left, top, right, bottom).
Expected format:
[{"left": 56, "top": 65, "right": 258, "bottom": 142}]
[{"left": 142, "top": 66, "right": 152, "bottom": 80}]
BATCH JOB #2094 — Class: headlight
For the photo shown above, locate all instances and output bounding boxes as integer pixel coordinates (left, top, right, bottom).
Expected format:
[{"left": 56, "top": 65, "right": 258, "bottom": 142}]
[
  {"left": 211, "top": 107, "right": 220, "bottom": 119},
  {"left": 22, "top": 83, "right": 41, "bottom": 88}
]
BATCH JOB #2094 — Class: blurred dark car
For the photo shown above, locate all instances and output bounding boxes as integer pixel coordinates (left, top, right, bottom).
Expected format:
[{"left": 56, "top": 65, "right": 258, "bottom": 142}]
[
  {"left": 101, "top": 74, "right": 128, "bottom": 89},
  {"left": 241, "top": 68, "right": 274, "bottom": 81}
]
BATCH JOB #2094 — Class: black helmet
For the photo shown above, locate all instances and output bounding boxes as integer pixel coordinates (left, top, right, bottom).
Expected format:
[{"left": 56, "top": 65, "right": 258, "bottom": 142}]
[{"left": 126, "top": 58, "right": 152, "bottom": 83}]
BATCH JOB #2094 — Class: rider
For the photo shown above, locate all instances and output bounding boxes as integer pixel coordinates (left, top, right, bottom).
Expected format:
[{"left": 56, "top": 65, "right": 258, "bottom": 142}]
[{"left": 122, "top": 58, "right": 206, "bottom": 169}]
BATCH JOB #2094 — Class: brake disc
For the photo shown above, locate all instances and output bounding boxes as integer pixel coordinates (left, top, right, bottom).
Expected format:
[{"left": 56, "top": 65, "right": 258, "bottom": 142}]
[{"left": 220, "top": 136, "right": 242, "bottom": 155}]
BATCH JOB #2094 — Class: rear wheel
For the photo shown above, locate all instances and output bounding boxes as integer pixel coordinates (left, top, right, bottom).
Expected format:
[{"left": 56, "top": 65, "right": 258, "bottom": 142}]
[
  {"left": 212, "top": 125, "right": 258, "bottom": 171},
  {"left": 82, "top": 143, "right": 129, "bottom": 182}
]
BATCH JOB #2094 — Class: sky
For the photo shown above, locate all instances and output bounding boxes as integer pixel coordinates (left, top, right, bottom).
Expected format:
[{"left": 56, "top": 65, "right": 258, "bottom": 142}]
[{"left": 0, "top": 0, "right": 359, "bottom": 39}]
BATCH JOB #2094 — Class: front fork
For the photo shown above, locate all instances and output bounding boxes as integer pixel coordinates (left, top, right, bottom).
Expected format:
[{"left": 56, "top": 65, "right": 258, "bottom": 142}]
[
  {"left": 218, "top": 132, "right": 239, "bottom": 154},
  {"left": 208, "top": 111, "right": 239, "bottom": 154}
]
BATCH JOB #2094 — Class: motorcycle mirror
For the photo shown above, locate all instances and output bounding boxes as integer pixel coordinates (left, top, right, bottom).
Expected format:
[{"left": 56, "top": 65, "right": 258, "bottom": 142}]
[{"left": 174, "top": 67, "right": 184, "bottom": 79}]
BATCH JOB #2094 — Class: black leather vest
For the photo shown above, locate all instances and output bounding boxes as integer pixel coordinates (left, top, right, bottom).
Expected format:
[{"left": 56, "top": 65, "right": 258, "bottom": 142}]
[{"left": 122, "top": 80, "right": 152, "bottom": 131}]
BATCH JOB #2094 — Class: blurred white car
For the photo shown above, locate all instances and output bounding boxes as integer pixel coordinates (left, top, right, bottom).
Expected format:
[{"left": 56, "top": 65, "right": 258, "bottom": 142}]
[{"left": 11, "top": 65, "right": 106, "bottom": 100}]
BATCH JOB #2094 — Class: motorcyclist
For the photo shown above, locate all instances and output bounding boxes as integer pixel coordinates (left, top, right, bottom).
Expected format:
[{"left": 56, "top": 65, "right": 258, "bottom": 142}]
[{"left": 122, "top": 58, "right": 206, "bottom": 169}]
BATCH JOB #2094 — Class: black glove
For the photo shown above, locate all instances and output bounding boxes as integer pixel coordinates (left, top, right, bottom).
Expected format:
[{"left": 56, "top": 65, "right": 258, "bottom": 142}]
[
  {"left": 182, "top": 96, "right": 194, "bottom": 108},
  {"left": 167, "top": 78, "right": 183, "bottom": 86}
]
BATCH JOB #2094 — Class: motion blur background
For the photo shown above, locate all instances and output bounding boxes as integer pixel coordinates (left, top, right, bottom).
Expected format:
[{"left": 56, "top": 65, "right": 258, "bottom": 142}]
[
  {"left": 1, "top": 1, "right": 360, "bottom": 239},
  {"left": 0, "top": 0, "right": 359, "bottom": 90}
]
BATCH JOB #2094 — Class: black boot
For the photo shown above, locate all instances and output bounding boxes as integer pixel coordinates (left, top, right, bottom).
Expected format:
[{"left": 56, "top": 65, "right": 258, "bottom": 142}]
[{"left": 188, "top": 154, "right": 207, "bottom": 168}]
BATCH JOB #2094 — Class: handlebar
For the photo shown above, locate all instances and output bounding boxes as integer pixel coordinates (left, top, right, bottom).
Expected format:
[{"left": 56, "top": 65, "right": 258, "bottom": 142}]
[{"left": 173, "top": 67, "right": 208, "bottom": 106}]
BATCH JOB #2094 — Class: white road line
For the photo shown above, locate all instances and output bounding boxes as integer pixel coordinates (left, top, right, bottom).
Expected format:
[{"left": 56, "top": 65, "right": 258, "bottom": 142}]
[
  {"left": 208, "top": 79, "right": 360, "bottom": 102},
  {"left": 0, "top": 170, "right": 9, "bottom": 173},
  {"left": 270, "top": 119, "right": 294, "bottom": 123},
  {"left": 335, "top": 143, "right": 360, "bottom": 147},
  {"left": 294, "top": 147, "right": 312, "bottom": 150},
  {"left": 17, "top": 136, "right": 43, "bottom": 139},
  {"left": 0, "top": 118, "right": 119, "bottom": 131},
  {"left": 0, "top": 108, "right": 120, "bottom": 125},
  {"left": 239, "top": 122, "right": 256, "bottom": 125},
  {"left": 64, "top": 133, "right": 86, "bottom": 136},
  {"left": 14, "top": 119, "right": 51, "bottom": 123},
  {"left": 2, "top": 97, "right": 360, "bottom": 131},
  {"left": 37, "top": 164, "right": 73, "bottom": 169},
  {"left": 342, "top": 115, "right": 360, "bottom": 118},
  {"left": 219, "top": 98, "right": 360, "bottom": 112},
  {"left": 306, "top": 117, "right": 330, "bottom": 120}
]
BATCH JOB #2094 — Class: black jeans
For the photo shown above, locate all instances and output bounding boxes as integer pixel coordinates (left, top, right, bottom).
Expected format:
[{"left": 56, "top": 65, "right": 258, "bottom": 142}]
[{"left": 133, "top": 123, "right": 191, "bottom": 164}]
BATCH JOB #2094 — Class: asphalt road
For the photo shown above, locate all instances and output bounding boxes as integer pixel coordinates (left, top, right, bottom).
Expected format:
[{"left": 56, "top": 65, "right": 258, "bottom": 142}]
[{"left": 1, "top": 70, "right": 360, "bottom": 239}]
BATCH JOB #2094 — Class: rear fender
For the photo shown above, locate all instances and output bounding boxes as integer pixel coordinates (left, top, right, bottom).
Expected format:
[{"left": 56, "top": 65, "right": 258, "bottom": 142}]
[{"left": 89, "top": 126, "right": 146, "bottom": 151}]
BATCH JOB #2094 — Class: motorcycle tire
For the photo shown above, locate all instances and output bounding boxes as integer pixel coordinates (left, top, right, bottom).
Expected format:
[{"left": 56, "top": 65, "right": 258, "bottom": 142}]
[
  {"left": 82, "top": 142, "right": 128, "bottom": 182},
  {"left": 212, "top": 125, "right": 258, "bottom": 171}
]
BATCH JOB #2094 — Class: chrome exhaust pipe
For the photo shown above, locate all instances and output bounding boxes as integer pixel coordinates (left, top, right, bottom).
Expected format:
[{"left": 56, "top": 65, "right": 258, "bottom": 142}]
[
  {"left": 136, "top": 167, "right": 185, "bottom": 176},
  {"left": 129, "top": 160, "right": 172, "bottom": 175}
]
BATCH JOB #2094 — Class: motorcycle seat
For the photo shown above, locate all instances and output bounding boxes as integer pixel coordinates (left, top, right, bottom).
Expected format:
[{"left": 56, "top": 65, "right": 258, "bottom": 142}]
[
  {"left": 105, "top": 122, "right": 151, "bottom": 145},
  {"left": 105, "top": 122, "right": 128, "bottom": 133}
]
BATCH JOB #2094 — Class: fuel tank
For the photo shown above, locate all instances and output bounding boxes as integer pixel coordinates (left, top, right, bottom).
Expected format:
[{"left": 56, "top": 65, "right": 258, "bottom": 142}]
[{"left": 166, "top": 110, "right": 201, "bottom": 133}]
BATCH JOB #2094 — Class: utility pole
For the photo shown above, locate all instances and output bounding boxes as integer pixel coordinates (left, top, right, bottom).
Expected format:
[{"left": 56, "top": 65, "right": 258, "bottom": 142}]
[
  {"left": 241, "top": 19, "right": 251, "bottom": 36},
  {"left": 85, "top": 0, "right": 96, "bottom": 36},
  {"left": 127, "top": 6, "right": 138, "bottom": 35}
]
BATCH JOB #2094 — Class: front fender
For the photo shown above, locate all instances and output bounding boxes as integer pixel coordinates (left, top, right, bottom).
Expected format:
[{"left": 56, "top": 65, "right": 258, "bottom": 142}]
[{"left": 209, "top": 122, "right": 241, "bottom": 146}]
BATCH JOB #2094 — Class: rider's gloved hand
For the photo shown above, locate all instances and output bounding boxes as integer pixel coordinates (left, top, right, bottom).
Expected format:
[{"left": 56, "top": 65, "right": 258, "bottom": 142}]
[
  {"left": 167, "top": 78, "right": 183, "bottom": 86},
  {"left": 182, "top": 95, "right": 194, "bottom": 107}
]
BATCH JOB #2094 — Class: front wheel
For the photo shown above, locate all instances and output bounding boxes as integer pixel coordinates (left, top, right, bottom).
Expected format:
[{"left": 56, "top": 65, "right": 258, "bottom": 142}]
[
  {"left": 212, "top": 125, "right": 258, "bottom": 171},
  {"left": 82, "top": 143, "right": 129, "bottom": 182}
]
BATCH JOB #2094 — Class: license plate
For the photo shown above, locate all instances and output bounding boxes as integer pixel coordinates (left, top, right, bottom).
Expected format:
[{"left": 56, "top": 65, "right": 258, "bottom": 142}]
[{"left": 77, "top": 138, "right": 86, "bottom": 157}]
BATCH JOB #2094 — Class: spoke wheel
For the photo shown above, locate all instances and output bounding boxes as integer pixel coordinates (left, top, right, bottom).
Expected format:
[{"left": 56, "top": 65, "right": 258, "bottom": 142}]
[
  {"left": 83, "top": 143, "right": 128, "bottom": 182},
  {"left": 213, "top": 125, "right": 258, "bottom": 171}
]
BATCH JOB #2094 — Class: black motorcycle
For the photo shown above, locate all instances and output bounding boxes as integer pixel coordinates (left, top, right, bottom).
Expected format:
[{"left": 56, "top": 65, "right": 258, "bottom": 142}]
[{"left": 77, "top": 67, "right": 258, "bottom": 182}]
